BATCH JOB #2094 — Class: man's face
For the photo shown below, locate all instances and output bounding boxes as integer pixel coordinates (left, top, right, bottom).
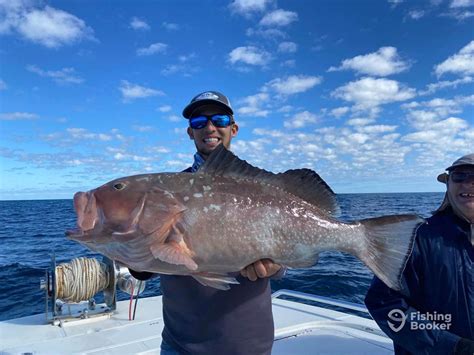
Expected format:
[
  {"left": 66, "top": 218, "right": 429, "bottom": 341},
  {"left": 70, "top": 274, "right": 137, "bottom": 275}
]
[
  {"left": 187, "top": 105, "right": 238, "bottom": 159},
  {"left": 448, "top": 166, "right": 474, "bottom": 222}
]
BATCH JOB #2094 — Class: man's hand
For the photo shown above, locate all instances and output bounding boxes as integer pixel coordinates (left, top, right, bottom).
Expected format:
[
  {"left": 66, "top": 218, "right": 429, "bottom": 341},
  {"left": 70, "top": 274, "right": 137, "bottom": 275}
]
[{"left": 240, "top": 259, "right": 282, "bottom": 281}]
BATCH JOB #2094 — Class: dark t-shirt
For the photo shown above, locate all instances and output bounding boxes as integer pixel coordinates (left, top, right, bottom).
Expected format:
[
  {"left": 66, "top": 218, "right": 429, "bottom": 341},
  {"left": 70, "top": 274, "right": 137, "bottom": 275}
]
[{"left": 161, "top": 274, "right": 274, "bottom": 354}]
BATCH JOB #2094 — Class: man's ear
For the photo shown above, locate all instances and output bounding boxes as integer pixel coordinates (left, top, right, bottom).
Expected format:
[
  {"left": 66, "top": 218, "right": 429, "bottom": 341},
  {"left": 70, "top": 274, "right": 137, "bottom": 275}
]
[
  {"left": 231, "top": 124, "right": 239, "bottom": 137},
  {"left": 187, "top": 126, "right": 194, "bottom": 140}
]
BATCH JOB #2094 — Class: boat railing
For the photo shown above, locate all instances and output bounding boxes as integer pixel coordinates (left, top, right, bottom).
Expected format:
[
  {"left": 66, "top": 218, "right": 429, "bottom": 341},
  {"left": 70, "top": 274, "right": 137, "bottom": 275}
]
[{"left": 272, "top": 289, "right": 369, "bottom": 314}]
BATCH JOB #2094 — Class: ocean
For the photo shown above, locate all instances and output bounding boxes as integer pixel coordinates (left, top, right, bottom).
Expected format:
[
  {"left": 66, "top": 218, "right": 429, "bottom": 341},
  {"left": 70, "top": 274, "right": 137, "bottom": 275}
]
[{"left": 0, "top": 193, "right": 444, "bottom": 321}]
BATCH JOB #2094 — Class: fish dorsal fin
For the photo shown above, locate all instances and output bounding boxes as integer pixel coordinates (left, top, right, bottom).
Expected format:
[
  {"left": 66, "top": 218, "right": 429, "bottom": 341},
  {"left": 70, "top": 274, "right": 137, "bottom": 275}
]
[
  {"left": 276, "top": 169, "right": 340, "bottom": 216},
  {"left": 199, "top": 145, "right": 339, "bottom": 216}
]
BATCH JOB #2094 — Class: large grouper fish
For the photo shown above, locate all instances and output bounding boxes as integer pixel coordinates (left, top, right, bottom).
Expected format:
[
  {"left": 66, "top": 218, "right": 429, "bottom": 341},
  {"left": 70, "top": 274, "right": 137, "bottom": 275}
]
[{"left": 66, "top": 145, "right": 423, "bottom": 291}]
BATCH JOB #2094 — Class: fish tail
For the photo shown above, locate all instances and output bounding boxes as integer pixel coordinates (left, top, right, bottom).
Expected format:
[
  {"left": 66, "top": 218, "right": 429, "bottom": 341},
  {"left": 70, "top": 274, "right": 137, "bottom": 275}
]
[{"left": 357, "top": 214, "right": 424, "bottom": 291}]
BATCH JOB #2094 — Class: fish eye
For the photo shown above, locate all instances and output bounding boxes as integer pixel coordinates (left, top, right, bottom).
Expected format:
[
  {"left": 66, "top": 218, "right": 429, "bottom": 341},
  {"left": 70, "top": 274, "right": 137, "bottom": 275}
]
[{"left": 113, "top": 182, "right": 126, "bottom": 190}]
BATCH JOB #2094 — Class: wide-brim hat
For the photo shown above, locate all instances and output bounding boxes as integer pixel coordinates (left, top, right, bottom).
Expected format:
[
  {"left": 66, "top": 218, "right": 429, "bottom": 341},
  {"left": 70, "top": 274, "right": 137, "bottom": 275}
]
[
  {"left": 437, "top": 153, "right": 474, "bottom": 184},
  {"left": 182, "top": 91, "right": 233, "bottom": 118}
]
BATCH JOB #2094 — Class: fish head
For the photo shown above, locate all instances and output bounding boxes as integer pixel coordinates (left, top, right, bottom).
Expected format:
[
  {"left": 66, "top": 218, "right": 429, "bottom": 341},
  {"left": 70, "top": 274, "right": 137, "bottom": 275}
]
[{"left": 66, "top": 175, "right": 185, "bottom": 242}]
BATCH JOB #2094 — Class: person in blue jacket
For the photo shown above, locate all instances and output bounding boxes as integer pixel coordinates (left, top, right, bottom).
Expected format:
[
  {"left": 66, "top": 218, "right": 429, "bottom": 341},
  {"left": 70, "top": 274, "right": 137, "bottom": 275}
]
[
  {"left": 365, "top": 153, "right": 474, "bottom": 355},
  {"left": 130, "top": 91, "right": 285, "bottom": 355}
]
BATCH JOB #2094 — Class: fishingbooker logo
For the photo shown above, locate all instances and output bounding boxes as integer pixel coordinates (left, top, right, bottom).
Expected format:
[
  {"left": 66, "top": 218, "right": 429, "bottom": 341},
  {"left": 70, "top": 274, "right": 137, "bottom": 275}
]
[
  {"left": 387, "top": 309, "right": 406, "bottom": 332},
  {"left": 387, "top": 309, "right": 452, "bottom": 332}
]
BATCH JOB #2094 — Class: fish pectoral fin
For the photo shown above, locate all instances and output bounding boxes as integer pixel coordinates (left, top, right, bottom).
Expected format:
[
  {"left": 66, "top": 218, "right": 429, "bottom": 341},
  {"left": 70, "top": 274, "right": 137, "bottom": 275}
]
[
  {"left": 150, "top": 241, "right": 198, "bottom": 271},
  {"left": 192, "top": 273, "right": 240, "bottom": 290}
]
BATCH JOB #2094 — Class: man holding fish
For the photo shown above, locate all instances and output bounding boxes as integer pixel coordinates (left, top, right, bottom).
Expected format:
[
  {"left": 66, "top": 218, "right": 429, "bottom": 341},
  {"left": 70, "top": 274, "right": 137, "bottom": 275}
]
[
  {"left": 67, "top": 91, "right": 423, "bottom": 354},
  {"left": 134, "top": 91, "right": 285, "bottom": 355}
]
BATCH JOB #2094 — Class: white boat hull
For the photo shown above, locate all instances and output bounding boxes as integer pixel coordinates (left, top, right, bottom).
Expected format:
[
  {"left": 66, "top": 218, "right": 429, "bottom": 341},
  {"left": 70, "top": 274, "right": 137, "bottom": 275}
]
[{"left": 0, "top": 291, "right": 393, "bottom": 354}]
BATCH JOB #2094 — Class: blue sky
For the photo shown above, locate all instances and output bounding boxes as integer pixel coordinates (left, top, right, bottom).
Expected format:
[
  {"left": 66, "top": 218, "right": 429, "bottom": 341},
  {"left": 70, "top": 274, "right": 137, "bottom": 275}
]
[{"left": 0, "top": 0, "right": 473, "bottom": 200}]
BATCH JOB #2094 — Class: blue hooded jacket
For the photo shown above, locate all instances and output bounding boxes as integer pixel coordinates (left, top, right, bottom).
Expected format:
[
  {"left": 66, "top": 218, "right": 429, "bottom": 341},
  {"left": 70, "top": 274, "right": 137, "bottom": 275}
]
[{"left": 365, "top": 208, "right": 473, "bottom": 354}]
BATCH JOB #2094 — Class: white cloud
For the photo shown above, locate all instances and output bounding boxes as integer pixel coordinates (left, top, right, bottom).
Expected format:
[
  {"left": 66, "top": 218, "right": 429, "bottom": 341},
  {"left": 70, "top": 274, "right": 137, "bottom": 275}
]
[
  {"left": 434, "top": 40, "right": 474, "bottom": 76},
  {"left": 346, "top": 118, "right": 375, "bottom": 126},
  {"left": 332, "top": 77, "right": 416, "bottom": 109},
  {"left": 119, "top": 80, "right": 164, "bottom": 101},
  {"left": 136, "top": 42, "right": 167, "bottom": 56},
  {"left": 388, "top": 0, "right": 404, "bottom": 6},
  {"left": 0, "top": 79, "right": 6, "bottom": 90},
  {"left": 441, "top": 9, "right": 474, "bottom": 20},
  {"left": 265, "top": 75, "right": 322, "bottom": 95},
  {"left": 403, "top": 117, "right": 469, "bottom": 143},
  {"left": 405, "top": 110, "right": 440, "bottom": 130},
  {"left": 132, "top": 125, "right": 154, "bottom": 132},
  {"left": 420, "top": 76, "right": 473, "bottom": 95},
  {"left": 178, "top": 53, "right": 196, "bottom": 62},
  {"left": 403, "top": 94, "right": 474, "bottom": 127},
  {"left": 331, "top": 106, "right": 349, "bottom": 118},
  {"left": 229, "top": 0, "right": 274, "bottom": 16},
  {"left": 160, "top": 62, "right": 198, "bottom": 76},
  {"left": 246, "top": 27, "right": 286, "bottom": 39},
  {"left": 161, "top": 65, "right": 184, "bottom": 76},
  {"left": 27, "top": 64, "right": 84, "bottom": 84},
  {"left": 259, "top": 9, "right": 298, "bottom": 27},
  {"left": 450, "top": 0, "right": 474, "bottom": 7},
  {"left": 167, "top": 115, "right": 181, "bottom": 122},
  {"left": 281, "top": 59, "right": 295, "bottom": 67},
  {"left": 113, "top": 152, "right": 152, "bottom": 162},
  {"left": 130, "top": 17, "right": 149, "bottom": 30},
  {"left": 0, "top": 112, "right": 38, "bottom": 120},
  {"left": 67, "top": 128, "right": 113, "bottom": 141},
  {"left": 228, "top": 46, "right": 271, "bottom": 66},
  {"left": 407, "top": 9, "right": 425, "bottom": 19},
  {"left": 252, "top": 128, "right": 284, "bottom": 137},
  {"left": 162, "top": 22, "right": 179, "bottom": 30},
  {"left": 328, "top": 47, "right": 410, "bottom": 76},
  {"left": 165, "top": 160, "right": 189, "bottom": 169},
  {"left": 147, "top": 146, "right": 171, "bottom": 154},
  {"left": 401, "top": 95, "right": 474, "bottom": 161},
  {"left": 357, "top": 125, "right": 398, "bottom": 133},
  {"left": 0, "top": 2, "right": 94, "bottom": 48},
  {"left": 284, "top": 111, "right": 317, "bottom": 129},
  {"left": 237, "top": 92, "right": 270, "bottom": 117},
  {"left": 158, "top": 105, "right": 172, "bottom": 112},
  {"left": 278, "top": 41, "right": 297, "bottom": 53}
]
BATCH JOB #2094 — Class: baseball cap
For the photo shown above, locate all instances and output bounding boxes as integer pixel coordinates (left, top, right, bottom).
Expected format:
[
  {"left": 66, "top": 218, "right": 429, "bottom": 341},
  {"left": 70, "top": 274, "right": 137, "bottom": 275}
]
[
  {"left": 437, "top": 153, "right": 474, "bottom": 183},
  {"left": 182, "top": 91, "right": 233, "bottom": 118}
]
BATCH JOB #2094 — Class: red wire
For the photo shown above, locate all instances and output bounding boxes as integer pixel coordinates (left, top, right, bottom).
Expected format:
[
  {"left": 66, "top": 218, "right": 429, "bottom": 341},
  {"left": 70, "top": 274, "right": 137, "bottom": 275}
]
[{"left": 128, "top": 281, "right": 135, "bottom": 321}]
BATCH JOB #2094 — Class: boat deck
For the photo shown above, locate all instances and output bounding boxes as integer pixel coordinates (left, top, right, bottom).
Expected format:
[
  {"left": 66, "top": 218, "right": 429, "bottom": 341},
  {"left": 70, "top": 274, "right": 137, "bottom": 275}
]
[{"left": 0, "top": 290, "right": 393, "bottom": 354}]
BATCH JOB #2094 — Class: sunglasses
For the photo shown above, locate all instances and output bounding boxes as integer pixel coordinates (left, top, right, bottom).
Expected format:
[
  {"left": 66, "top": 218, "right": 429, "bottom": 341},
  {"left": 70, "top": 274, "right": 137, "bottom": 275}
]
[
  {"left": 189, "top": 114, "right": 233, "bottom": 129},
  {"left": 450, "top": 171, "right": 474, "bottom": 183}
]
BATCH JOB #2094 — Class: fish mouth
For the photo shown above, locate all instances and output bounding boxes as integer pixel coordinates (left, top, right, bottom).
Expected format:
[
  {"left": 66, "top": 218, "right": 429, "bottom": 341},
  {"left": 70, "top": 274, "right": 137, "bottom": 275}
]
[{"left": 67, "top": 191, "right": 100, "bottom": 239}]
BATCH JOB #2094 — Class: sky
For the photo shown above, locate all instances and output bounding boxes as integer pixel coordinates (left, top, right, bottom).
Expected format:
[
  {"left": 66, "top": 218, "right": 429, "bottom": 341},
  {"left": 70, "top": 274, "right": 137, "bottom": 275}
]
[{"left": 0, "top": 0, "right": 473, "bottom": 200}]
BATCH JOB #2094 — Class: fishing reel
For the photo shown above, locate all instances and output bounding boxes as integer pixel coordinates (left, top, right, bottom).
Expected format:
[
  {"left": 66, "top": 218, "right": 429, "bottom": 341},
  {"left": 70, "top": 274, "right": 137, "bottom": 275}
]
[{"left": 40, "top": 255, "right": 146, "bottom": 324}]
